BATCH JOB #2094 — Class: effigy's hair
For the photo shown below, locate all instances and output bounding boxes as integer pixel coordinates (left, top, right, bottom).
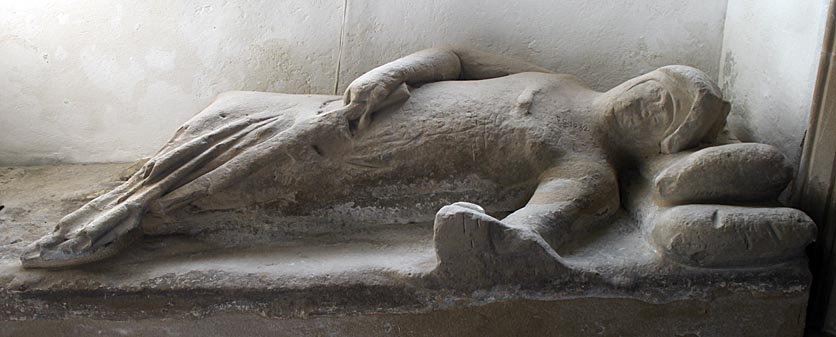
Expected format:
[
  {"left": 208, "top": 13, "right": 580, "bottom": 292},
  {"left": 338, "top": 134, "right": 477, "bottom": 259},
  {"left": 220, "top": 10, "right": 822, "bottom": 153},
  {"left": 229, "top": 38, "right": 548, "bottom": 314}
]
[{"left": 656, "top": 65, "right": 730, "bottom": 153}]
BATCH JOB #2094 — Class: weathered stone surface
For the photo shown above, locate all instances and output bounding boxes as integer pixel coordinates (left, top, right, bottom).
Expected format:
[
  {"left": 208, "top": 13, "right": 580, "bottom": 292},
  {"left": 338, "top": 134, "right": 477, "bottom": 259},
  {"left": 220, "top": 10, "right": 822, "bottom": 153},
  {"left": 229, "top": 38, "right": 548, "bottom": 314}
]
[
  {"left": 0, "top": 291, "right": 810, "bottom": 337},
  {"left": 651, "top": 205, "right": 816, "bottom": 267},
  {"left": 432, "top": 202, "right": 564, "bottom": 287},
  {"left": 0, "top": 163, "right": 813, "bottom": 337},
  {"left": 20, "top": 48, "right": 746, "bottom": 273},
  {"left": 653, "top": 143, "right": 794, "bottom": 205},
  {"left": 1, "top": 48, "right": 817, "bottom": 336}
]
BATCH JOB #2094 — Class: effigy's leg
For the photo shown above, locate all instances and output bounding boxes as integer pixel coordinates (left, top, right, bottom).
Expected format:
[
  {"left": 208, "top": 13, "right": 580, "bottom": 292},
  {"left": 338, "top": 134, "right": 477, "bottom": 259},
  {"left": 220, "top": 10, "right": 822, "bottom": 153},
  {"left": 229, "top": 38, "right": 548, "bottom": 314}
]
[
  {"left": 430, "top": 160, "right": 618, "bottom": 285},
  {"left": 20, "top": 92, "right": 345, "bottom": 268}
]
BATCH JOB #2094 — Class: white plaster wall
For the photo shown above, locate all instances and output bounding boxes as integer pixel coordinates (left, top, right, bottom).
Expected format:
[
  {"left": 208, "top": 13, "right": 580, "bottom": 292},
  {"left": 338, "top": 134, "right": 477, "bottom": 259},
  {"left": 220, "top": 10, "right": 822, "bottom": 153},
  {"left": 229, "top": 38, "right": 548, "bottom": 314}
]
[
  {"left": 719, "top": 0, "right": 830, "bottom": 168},
  {"left": 0, "top": 0, "right": 343, "bottom": 165},
  {"left": 338, "top": 0, "right": 729, "bottom": 93},
  {"left": 1, "top": 0, "right": 729, "bottom": 164}
]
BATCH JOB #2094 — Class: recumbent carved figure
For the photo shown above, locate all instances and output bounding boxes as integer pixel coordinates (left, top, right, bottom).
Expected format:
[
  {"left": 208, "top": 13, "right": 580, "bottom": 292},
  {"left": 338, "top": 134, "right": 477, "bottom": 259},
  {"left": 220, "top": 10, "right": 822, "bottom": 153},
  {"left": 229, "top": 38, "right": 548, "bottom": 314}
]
[{"left": 21, "top": 48, "right": 816, "bottom": 283}]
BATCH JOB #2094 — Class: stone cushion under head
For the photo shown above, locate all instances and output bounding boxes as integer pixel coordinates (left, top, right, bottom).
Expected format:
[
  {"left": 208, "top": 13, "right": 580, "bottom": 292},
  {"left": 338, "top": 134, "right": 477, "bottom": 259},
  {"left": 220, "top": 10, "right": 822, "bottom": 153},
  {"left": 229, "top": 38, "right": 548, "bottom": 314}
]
[
  {"left": 651, "top": 205, "right": 816, "bottom": 268},
  {"left": 653, "top": 143, "right": 793, "bottom": 205}
]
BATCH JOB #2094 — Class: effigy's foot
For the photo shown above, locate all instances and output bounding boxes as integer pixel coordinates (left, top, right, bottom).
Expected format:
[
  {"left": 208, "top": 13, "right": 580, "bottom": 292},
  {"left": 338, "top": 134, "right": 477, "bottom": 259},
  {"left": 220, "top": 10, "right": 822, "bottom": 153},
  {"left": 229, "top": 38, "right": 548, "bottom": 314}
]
[
  {"left": 431, "top": 202, "right": 564, "bottom": 286},
  {"left": 20, "top": 200, "right": 144, "bottom": 269}
]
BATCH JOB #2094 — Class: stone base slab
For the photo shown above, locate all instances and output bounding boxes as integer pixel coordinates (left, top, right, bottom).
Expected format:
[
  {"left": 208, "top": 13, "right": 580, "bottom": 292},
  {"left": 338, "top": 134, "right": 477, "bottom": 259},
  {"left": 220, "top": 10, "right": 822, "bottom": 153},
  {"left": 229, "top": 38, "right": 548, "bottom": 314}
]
[
  {"left": 1, "top": 289, "right": 807, "bottom": 337},
  {"left": 0, "top": 164, "right": 812, "bottom": 337}
]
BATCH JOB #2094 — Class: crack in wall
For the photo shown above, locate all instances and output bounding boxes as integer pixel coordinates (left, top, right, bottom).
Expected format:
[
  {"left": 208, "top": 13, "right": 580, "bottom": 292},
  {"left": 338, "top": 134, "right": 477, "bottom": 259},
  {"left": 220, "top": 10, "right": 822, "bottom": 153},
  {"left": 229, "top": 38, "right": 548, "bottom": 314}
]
[{"left": 334, "top": 0, "right": 349, "bottom": 95}]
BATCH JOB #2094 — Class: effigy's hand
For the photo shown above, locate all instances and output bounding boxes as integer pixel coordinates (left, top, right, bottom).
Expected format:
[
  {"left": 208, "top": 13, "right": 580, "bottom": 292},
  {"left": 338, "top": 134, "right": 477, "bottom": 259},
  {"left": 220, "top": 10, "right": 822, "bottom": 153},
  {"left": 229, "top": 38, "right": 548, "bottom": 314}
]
[
  {"left": 336, "top": 70, "right": 411, "bottom": 131},
  {"left": 646, "top": 143, "right": 816, "bottom": 268},
  {"left": 326, "top": 48, "right": 463, "bottom": 131}
]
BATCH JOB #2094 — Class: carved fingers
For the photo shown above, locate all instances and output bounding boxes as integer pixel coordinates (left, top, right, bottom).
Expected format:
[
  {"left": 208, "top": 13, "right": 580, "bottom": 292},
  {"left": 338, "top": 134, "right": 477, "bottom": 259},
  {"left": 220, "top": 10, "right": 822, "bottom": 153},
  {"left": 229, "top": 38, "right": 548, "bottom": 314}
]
[
  {"left": 332, "top": 48, "right": 463, "bottom": 131},
  {"left": 343, "top": 70, "right": 401, "bottom": 106},
  {"left": 336, "top": 71, "right": 409, "bottom": 131}
]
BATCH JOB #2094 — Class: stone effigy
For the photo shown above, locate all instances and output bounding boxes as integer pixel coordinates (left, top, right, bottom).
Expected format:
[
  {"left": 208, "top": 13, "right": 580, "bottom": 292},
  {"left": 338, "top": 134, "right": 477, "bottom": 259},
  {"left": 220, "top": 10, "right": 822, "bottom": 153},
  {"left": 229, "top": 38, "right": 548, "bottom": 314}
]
[
  {"left": 21, "top": 48, "right": 814, "bottom": 276},
  {"left": 1, "top": 48, "right": 816, "bottom": 335}
]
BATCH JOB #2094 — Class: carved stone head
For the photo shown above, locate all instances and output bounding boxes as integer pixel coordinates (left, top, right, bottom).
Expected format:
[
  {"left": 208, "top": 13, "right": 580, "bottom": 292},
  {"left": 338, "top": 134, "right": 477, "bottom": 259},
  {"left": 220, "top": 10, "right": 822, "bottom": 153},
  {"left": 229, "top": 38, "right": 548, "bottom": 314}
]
[{"left": 602, "top": 65, "right": 730, "bottom": 158}]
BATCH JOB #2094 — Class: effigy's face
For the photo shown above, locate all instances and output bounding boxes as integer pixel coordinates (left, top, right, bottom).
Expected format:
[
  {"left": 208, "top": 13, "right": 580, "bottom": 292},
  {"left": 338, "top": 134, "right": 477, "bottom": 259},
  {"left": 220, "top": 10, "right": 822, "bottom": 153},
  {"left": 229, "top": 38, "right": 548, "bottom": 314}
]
[{"left": 608, "top": 75, "right": 682, "bottom": 157}]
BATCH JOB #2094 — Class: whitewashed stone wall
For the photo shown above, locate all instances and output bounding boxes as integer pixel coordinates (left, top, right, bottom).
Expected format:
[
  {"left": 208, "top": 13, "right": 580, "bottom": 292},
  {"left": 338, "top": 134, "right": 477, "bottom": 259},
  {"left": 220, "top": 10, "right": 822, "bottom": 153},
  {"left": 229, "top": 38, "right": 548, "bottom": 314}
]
[{"left": 1, "top": 0, "right": 729, "bottom": 164}]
